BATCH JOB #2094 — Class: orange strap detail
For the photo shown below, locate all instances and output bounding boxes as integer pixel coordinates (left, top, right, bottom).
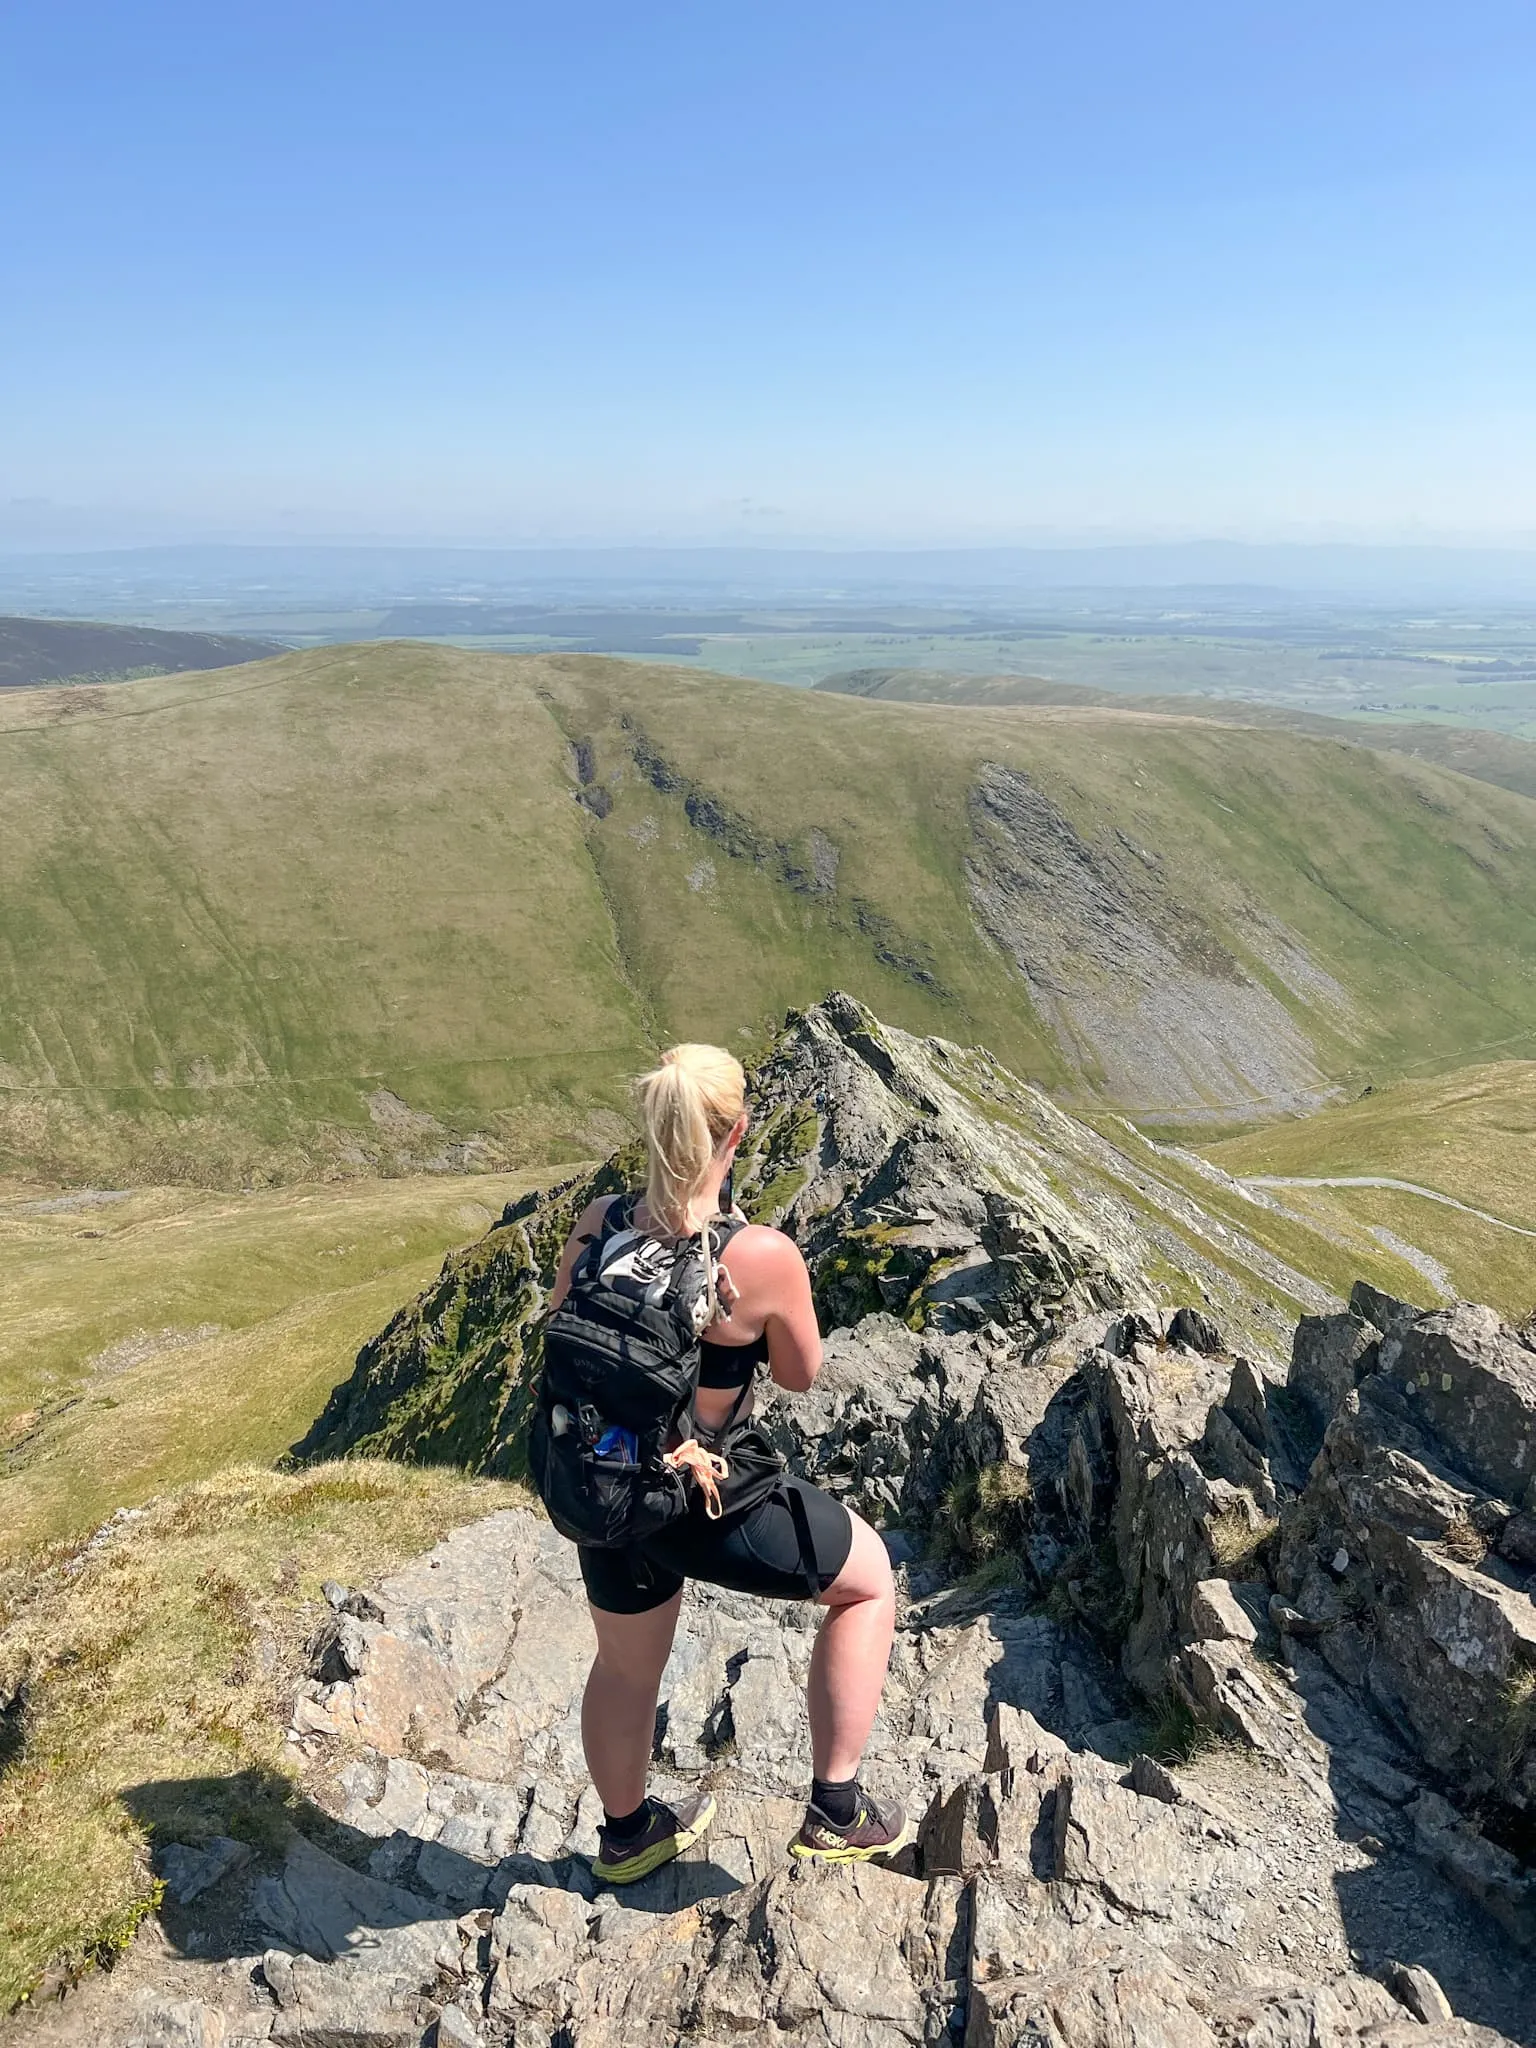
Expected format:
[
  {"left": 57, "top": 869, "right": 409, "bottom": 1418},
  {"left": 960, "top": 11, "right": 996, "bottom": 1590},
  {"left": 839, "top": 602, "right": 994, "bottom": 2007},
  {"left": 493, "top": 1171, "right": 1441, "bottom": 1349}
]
[{"left": 663, "top": 1438, "right": 730, "bottom": 1520}]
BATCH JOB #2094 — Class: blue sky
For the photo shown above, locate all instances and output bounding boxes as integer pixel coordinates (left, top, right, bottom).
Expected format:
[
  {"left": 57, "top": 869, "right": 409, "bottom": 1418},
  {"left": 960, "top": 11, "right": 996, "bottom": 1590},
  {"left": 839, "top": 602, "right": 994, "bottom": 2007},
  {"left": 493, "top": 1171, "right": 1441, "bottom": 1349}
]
[{"left": 3, "top": 1, "right": 1534, "bottom": 547}]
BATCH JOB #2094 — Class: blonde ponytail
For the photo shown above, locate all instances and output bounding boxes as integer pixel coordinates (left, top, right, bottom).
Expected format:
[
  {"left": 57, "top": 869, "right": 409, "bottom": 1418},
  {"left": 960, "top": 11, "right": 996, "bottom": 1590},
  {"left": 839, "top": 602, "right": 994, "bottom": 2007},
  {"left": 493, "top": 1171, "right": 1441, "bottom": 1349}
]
[{"left": 636, "top": 1042, "right": 746, "bottom": 1236}]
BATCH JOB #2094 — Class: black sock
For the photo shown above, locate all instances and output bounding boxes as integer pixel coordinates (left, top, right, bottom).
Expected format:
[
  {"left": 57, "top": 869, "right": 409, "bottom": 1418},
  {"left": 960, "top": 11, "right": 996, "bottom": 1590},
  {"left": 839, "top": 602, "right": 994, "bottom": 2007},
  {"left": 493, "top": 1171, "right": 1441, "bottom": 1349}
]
[
  {"left": 811, "top": 1774, "right": 859, "bottom": 1827},
  {"left": 602, "top": 1797, "right": 652, "bottom": 1842}
]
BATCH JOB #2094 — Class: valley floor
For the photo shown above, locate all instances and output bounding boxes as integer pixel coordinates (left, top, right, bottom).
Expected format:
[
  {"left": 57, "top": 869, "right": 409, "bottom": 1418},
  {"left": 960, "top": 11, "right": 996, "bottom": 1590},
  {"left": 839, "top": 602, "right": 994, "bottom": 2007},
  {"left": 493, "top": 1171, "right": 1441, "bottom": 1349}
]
[{"left": 1203, "top": 1061, "right": 1536, "bottom": 1319}]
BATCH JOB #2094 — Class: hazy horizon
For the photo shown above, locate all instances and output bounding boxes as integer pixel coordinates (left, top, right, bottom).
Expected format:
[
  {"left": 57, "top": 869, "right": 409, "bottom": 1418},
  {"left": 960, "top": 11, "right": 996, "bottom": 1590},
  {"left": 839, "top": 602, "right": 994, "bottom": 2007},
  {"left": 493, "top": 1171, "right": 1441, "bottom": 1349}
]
[{"left": 7, "top": 538, "right": 1536, "bottom": 608}]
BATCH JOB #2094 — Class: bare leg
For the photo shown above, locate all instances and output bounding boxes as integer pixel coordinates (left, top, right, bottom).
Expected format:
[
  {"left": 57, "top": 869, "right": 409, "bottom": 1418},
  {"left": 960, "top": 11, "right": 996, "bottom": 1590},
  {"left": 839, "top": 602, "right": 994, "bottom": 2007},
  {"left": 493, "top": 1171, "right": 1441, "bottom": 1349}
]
[
  {"left": 807, "top": 1511, "right": 896, "bottom": 1782},
  {"left": 581, "top": 1589, "right": 684, "bottom": 1815}
]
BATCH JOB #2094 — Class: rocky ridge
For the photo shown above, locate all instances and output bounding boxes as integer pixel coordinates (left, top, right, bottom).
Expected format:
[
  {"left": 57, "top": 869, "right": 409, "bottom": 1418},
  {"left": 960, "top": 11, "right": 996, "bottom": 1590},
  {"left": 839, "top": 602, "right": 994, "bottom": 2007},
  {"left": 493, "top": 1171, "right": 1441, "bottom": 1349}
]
[
  {"left": 292, "top": 993, "right": 1341, "bottom": 1477},
  {"left": 21, "top": 996, "right": 1535, "bottom": 2046}
]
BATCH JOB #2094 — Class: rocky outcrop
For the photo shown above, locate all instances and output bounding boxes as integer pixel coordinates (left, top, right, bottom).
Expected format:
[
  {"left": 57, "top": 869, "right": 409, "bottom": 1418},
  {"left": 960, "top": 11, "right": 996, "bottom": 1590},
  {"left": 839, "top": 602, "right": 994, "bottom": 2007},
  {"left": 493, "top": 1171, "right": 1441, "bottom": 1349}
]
[
  {"left": 1275, "top": 1293, "right": 1536, "bottom": 1831},
  {"left": 965, "top": 761, "right": 1348, "bottom": 1118},
  {"left": 36, "top": 1290, "right": 1536, "bottom": 2040}
]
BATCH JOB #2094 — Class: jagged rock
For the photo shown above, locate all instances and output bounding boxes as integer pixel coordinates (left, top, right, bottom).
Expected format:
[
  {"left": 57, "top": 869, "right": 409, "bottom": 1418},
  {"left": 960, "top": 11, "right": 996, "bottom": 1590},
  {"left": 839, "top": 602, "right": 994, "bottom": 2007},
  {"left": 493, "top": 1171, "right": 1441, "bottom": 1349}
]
[
  {"left": 1499, "top": 1512, "right": 1536, "bottom": 1567},
  {"left": 311, "top": 1505, "right": 1077, "bottom": 1861},
  {"left": 156, "top": 1836, "right": 253, "bottom": 1906},
  {"left": 692, "top": 1864, "right": 965, "bottom": 2047},
  {"left": 316, "top": 1511, "right": 592, "bottom": 1782},
  {"left": 1390, "top": 1961, "right": 1456, "bottom": 2024},
  {"left": 1189, "top": 1577, "right": 1258, "bottom": 1646},
  {"left": 1289, "top": 1310, "right": 1381, "bottom": 1443},
  {"left": 1168, "top": 1305, "right": 1224, "bottom": 1355},
  {"left": 1387, "top": 1304, "right": 1536, "bottom": 1507},
  {"left": 1129, "top": 1752, "right": 1182, "bottom": 1805},
  {"left": 429, "top": 2008, "right": 482, "bottom": 2048},
  {"left": 322, "top": 1581, "right": 385, "bottom": 1624},
  {"left": 1350, "top": 1278, "right": 1426, "bottom": 1340},
  {"left": 252, "top": 1836, "right": 456, "bottom": 2045},
  {"left": 1175, "top": 1638, "right": 1330, "bottom": 1793},
  {"left": 1052, "top": 1756, "right": 1242, "bottom": 1919},
  {"left": 755, "top": 1312, "right": 935, "bottom": 1522},
  {"left": 1411, "top": 1793, "right": 1536, "bottom": 1950},
  {"left": 1062, "top": 1340, "right": 1241, "bottom": 1693},
  {"left": 479, "top": 1861, "right": 965, "bottom": 2047},
  {"left": 955, "top": 1706, "right": 1514, "bottom": 2048},
  {"left": 59, "top": 1500, "right": 1536, "bottom": 2048},
  {"left": 1197, "top": 1355, "right": 1291, "bottom": 1512},
  {"left": 252, "top": 1831, "right": 453, "bottom": 1958},
  {"left": 289, "top": 1694, "right": 342, "bottom": 1740},
  {"left": 120, "top": 2000, "right": 229, "bottom": 2048}
]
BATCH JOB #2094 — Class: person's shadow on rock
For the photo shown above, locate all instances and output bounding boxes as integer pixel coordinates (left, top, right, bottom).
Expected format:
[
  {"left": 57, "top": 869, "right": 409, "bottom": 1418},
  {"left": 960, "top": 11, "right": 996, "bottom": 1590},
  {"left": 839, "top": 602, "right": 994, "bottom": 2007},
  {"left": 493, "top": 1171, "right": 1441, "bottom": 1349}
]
[{"left": 119, "top": 1769, "right": 744, "bottom": 1965}]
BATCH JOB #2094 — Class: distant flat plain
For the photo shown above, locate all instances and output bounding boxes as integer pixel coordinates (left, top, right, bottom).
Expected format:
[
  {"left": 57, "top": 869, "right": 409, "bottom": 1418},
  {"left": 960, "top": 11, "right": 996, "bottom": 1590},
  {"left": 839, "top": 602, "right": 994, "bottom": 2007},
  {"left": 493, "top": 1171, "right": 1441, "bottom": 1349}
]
[{"left": 6, "top": 556, "right": 1535, "bottom": 738}]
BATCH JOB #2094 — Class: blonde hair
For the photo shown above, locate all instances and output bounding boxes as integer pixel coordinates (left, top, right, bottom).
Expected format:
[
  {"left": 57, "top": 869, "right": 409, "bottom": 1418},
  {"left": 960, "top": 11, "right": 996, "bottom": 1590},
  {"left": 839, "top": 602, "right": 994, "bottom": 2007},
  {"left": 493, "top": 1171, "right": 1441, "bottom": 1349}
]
[{"left": 636, "top": 1042, "right": 746, "bottom": 1236}]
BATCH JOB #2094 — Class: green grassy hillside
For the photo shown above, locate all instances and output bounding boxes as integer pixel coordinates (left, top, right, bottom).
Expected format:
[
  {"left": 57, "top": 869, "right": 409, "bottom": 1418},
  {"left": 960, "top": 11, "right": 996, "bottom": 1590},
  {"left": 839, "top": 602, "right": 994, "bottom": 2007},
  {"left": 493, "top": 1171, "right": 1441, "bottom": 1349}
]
[
  {"left": 0, "top": 615, "right": 282, "bottom": 691},
  {"left": 4, "top": 643, "right": 1536, "bottom": 1184},
  {"left": 0, "top": 1170, "right": 547, "bottom": 1556}
]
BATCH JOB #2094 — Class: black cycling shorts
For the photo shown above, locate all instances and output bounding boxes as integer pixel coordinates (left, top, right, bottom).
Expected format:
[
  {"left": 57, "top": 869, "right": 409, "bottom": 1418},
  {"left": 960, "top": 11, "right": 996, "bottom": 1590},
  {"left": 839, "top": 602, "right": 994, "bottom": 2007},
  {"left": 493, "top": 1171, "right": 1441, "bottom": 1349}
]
[{"left": 578, "top": 1475, "right": 854, "bottom": 1615}]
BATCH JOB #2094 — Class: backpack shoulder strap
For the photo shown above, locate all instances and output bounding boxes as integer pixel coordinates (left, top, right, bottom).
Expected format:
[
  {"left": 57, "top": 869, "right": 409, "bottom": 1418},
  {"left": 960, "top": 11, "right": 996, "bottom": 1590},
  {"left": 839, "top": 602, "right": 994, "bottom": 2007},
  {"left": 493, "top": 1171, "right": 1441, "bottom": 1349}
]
[
  {"left": 569, "top": 1192, "right": 643, "bottom": 1290},
  {"left": 575, "top": 1192, "right": 629, "bottom": 1247}
]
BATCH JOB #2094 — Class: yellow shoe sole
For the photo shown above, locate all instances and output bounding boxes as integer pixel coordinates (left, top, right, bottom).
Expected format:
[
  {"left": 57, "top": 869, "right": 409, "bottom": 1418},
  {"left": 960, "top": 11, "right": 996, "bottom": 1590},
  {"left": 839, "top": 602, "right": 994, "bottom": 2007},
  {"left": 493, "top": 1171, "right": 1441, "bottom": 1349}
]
[
  {"left": 788, "top": 1816, "right": 916, "bottom": 1863},
  {"left": 596, "top": 1793, "right": 717, "bottom": 1885}
]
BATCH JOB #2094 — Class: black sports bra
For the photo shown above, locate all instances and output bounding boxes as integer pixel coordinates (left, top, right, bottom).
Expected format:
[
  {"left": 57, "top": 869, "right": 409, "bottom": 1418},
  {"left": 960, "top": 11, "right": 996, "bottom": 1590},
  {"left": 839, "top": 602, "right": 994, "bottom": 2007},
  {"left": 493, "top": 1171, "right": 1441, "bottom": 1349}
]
[{"left": 698, "top": 1330, "right": 769, "bottom": 1391}]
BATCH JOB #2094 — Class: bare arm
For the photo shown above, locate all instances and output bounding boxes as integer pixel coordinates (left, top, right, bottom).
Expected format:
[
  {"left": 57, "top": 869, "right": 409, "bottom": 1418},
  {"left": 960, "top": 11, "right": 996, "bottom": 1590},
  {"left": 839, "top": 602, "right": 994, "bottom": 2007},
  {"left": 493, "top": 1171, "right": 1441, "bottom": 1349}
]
[
  {"left": 758, "top": 1234, "right": 823, "bottom": 1394},
  {"left": 548, "top": 1197, "right": 611, "bottom": 1312}
]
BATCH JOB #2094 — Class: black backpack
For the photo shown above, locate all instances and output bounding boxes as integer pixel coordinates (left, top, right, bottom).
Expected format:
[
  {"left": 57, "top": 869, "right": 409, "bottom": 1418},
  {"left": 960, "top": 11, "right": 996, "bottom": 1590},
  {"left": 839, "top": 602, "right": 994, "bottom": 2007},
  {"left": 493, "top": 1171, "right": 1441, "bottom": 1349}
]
[{"left": 528, "top": 1197, "right": 785, "bottom": 1551}]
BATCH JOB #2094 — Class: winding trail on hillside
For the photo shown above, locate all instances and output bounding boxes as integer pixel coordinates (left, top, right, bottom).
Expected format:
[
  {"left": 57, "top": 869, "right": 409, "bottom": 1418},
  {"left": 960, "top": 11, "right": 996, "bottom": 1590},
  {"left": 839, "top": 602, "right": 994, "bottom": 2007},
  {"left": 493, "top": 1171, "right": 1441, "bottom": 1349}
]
[{"left": 1240, "top": 1174, "right": 1536, "bottom": 1239}]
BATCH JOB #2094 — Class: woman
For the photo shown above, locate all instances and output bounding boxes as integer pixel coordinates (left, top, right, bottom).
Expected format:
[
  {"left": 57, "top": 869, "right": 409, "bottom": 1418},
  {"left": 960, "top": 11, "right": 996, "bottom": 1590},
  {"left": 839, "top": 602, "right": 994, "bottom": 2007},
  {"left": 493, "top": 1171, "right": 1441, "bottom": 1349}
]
[{"left": 548, "top": 1041, "right": 910, "bottom": 1886}]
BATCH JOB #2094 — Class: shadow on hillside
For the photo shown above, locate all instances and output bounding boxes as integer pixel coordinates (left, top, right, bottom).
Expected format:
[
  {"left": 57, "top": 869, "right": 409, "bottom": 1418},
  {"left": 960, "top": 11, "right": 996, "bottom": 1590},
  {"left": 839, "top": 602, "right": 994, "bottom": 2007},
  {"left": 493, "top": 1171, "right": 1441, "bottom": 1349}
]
[{"left": 120, "top": 1767, "right": 742, "bottom": 1963}]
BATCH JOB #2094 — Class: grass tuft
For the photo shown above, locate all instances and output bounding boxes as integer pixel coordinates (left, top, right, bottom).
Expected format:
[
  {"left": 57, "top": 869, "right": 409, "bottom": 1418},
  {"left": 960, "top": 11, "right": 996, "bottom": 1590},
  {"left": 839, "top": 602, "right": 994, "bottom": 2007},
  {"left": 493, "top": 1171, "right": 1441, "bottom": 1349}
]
[
  {"left": 1207, "top": 1505, "right": 1279, "bottom": 1576},
  {"left": 956, "top": 1553, "right": 1030, "bottom": 1598},
  {"left": 1498, "top": 1666, "right": 1536, "bottom": 1782},
  {"left": 935, "top": 1459, "right": 1033, "bottom": 1567},
  {"left": 1143, "top": 1691, "right": 1228, "bottom": 1766},
  {"left": 1440, "top": 1513, "right": 1491, "bottom": 1565}
]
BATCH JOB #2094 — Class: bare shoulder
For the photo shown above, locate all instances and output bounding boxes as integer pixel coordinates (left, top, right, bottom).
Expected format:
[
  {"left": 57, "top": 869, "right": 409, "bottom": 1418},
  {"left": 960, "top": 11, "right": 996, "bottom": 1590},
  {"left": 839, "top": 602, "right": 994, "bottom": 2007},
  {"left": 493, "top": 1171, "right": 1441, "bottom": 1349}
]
[
  {"left": 550, "top": 1193, "right": 624, "bottom": 1308},
  {"left": 724, "top": 1223, "right": 807, "bottom": 1275},
  {"left": 566, "top": 1195, "right": 613, "bottom": 1241},
  {"left": 562, "top": 1194, "right": 622, "bottom": 1257}
]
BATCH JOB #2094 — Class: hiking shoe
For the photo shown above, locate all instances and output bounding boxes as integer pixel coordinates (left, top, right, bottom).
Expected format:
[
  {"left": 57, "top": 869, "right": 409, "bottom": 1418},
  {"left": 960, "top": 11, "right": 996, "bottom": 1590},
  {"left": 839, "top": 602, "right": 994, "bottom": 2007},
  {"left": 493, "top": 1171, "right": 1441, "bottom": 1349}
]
[
  {"left": 789, "top": 1786, "right": 914, "bottom": 1863},
  {"left": 593, "top": 1791, "right": 716, "bottom": 1885}
]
